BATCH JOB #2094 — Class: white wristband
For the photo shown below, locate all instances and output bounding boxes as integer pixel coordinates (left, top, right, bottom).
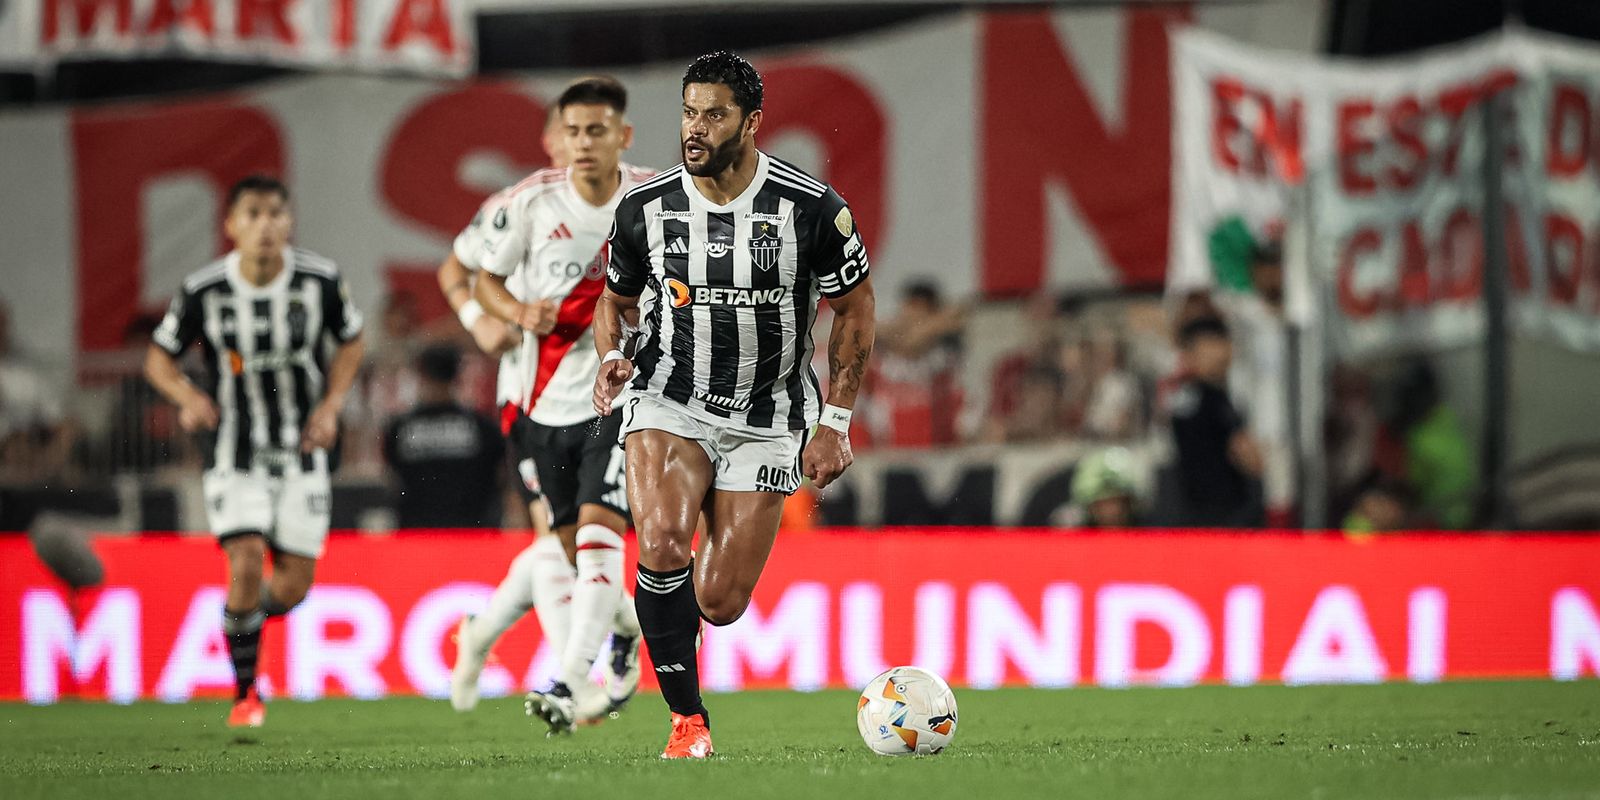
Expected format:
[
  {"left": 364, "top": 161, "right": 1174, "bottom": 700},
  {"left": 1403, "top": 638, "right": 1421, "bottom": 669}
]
[
  {"left": 457, "top": 299, "right": 485, "bottom": 330},
  {"left": 819, "top": 403, "right": 852, "bottom": 434},
  {"left": 602, "top": 349, "right": 627, "bottom": 365}
]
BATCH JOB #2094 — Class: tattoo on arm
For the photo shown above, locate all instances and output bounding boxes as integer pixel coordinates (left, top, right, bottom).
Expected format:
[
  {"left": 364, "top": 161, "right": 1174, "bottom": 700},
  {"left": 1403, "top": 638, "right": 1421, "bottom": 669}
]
[
  {"left": 828, "top": 328, "right": 871, "bottom": 401},
  {"left": 595, "top": 294, "right": 629, "bottom": 356}
]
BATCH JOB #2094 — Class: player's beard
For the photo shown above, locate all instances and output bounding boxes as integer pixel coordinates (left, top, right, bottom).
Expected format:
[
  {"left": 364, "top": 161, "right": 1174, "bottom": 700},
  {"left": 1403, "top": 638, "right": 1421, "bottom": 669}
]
[{"left": 683, "top": 131, "right": 742, "bottom": 177}]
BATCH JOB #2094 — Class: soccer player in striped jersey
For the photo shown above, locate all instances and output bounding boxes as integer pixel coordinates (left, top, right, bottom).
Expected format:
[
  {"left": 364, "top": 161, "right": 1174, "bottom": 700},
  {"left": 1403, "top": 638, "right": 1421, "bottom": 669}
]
[
  {"left": 144, "top": 175, "right": 366, "bottom": 728},
  {"left": 473, "top": 76, "right": 657, "bottom": 731},
  {"left": 592, "top": 52, "right": 877, "bottom": 758}
]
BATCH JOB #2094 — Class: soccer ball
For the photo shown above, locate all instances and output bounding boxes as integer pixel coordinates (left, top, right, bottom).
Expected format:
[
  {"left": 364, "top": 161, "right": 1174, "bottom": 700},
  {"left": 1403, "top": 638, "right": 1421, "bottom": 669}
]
[{"left": 855, "top": 666, "right": 958, "bottom": 756}]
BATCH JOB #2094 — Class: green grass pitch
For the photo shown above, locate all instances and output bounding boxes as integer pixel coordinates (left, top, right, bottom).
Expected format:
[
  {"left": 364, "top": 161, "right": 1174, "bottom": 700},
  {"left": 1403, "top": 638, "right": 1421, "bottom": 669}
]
[{"left": 3, "top": 681, "right": 1599, "bottom": 799}]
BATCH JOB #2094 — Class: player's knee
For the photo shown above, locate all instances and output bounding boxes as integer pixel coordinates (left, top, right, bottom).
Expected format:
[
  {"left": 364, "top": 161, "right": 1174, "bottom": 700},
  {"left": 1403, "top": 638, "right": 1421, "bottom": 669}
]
[
  {"left": 634, "top": 514, "right": 694, "bottom": 570},
  {"left": 228, "top": 554, "right": 263, "bottom": 582},
  {"left": 224, "top": 534, "right": 267, "bottom": 564},
  {"left": 225, "top": 539, "right": 266, "bottom": 583},
  {"left": 637, "top": 533, "right": 693, "bottom": 571},
  {"left": 698, "top": 591, "right": 751, "bottom": 627}
]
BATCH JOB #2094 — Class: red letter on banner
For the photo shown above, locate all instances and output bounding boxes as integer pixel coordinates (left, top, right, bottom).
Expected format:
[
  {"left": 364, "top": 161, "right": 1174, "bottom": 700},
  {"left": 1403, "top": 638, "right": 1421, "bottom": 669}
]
[
  {"left": 1255, "top": 91, "right": 1304, "bottom": 183},
  {"left": 142, "top": 0, "right": 213, "bottom": 36},
  {"left": 379, "top": 83, "right": 546, "bottom": 319},
  {"left": 1504, "top": 205, "right": 1532, "bottom": 294},
  {"left": 1545, "top": 214, "right": 1584, "bottom": 306},
  {"left": 1436, "top": 81, "right": 1482, "bottom": 179},
  {"left": 1439, "top": 207, "right": 1483, "bottom": 302},
  {"left": 760, "top": 63, "right": 885, "bottom": 256},
  {"left": 1547, "top": 84, "right": 1591, "bottom": 179},
  {"left": 1397, "top": 219, "right": 1431, "bottom": 308},
  {"left": 42, "top": 0, "right": 132, "bottom": 42},
  {"left": 380, "top": 83, "right": 546, "bottom": 241},
  {"left": 71, "top": 102, "right": 285, "bottom": 355},
  {"left": 979, "top": 8, "right": 1186, "bottom": 294},
  {"left": 384, "top": 0, "right": 456, "bottom": 55},
  {"left": 1337, "top": 100, "right": 1377, "bottom": 195},
  {"left": 1211, "top": 77, "right": 1244, "bottom": 173},
  {"left": 1385, "top": 96, "right": 1427, "bottom": 191},
  {"left": 1337, "top": 228, "right": 1384, "bottom": 319},
  {"left": 237, "top": 0, "right": 297, "bottom": 45}
]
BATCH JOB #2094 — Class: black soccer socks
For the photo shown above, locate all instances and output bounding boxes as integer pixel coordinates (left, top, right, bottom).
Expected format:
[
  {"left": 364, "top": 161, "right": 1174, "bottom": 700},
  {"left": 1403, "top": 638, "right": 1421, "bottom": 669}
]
[
  {"left": 635, "top": 563, "right": 709, "bottom": 724},
  {"left": 222, "top": 606, "right": 266, "bottom": 700},
  {"left": 259, "top": 585, "right": 293, "bottom": 618}
]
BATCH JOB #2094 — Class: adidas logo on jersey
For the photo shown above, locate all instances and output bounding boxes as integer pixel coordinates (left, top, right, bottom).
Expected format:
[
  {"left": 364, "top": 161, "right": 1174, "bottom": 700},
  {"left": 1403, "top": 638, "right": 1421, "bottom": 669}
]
[
  {"left": 548, "top": 223, "right": 573, "bottom": 240},
  {"left": 663, "top": 237, "right": 689, "bottom": 256}
]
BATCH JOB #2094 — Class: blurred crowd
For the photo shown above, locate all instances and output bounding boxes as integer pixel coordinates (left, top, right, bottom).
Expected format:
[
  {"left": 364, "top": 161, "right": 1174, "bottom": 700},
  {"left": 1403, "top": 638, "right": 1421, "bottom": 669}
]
[{"left": 0, "top": 239, "right": 1483, "bottom": 533}]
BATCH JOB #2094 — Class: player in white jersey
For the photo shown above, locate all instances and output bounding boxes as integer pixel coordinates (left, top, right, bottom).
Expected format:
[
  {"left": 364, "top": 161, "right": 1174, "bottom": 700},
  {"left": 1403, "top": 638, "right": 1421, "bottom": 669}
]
[
  {"left": 439, "top": 102, "right": 643, "bottom": 715},
  {"left": 145, "top": 175, "right": 366, "bottom": 728},
  {"left": 475, "top": 76, "right": 657, "bottom": 731}
]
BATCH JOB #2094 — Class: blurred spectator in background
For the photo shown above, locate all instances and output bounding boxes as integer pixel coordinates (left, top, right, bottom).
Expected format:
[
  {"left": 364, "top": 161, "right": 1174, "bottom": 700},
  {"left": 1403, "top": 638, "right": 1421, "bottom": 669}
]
[
  {"left": 383, "top": 345, "right": 504, "bottom": 529},
  {"left": 1227, "top": 237, "right": 1294, "bottom": 525},
  {"left": 1069, "top": 446, "right": 1140, "bottom": 528},
  {"left": 105, "top": 313, "right": 188, "bottom": 474},
  {"left": 1325, "top": 363, "right": 1381, "bottom": 521},
  {"left": 367, "top": 291, "right": 426, "bottom": 418},
  {"left": 1382, "top": 359, "right": 1476, "bottom": 529},
  {"left": 1170, "top": 289, "right": 1222, "bottom": 341},
  {"left": 1166, "top": 316, "right": 1264, "bottom": 527},
  {"left": 0, "top": 300, "right": 78, "bottom": 482},
  {"left": 347, "top": 292, "right": 426, "bottom": 474},
  {"left": 994, "top": 365, "right": 1069, "bottom": 443},
  {"left": 1155, "top": 289, "right": 1222, "bottom": 409},
  {"left": 1081, "top": 333, "right": 1142, "bottom": 441},
  {"left": 1343, "top": 476, "right": 1413, "bottom": 535},
  {"left": 873, "top": 282, "right": 967, "bottom": 447},
  {"left": 985, "top": 292, "right": 1072, "bottom": 442}
]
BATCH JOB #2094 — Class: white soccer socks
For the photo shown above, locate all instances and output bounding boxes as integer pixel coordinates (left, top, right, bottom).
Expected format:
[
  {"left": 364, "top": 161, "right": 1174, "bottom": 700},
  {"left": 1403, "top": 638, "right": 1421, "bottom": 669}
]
[
  {"left": 529, "top": 534, "right": 576, "bottom": 659},
  {"left": 613, "top": 584, "right": 642, "bottom": 637},
  {"left": 560, "top": 524, "right": 626, "bottom": 693},
  {"left": 469, "top": 544, "right": 538, "bottom": 656}
]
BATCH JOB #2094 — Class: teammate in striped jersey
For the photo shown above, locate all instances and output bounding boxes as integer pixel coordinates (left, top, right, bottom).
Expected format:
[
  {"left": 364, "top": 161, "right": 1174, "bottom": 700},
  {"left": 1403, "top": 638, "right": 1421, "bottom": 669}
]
[
  {"left": 145, "top": 175, "right": 366, "bottom": 728},
  {"left": 592, "top": 52, "right": 877, "bottom": 758},
  {"left": 473, "top": 77, "right": 656, "bottom": 731}
]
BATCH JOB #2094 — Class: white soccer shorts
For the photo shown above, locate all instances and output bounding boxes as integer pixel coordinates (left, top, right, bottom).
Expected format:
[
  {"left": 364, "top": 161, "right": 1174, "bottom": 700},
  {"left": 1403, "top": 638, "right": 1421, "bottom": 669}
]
[
  {"left": 619, "top": 392, "right": 806, "bottom": 495},
  {"left": 202, "top": 460, "right": 332, "bottom": 558}
]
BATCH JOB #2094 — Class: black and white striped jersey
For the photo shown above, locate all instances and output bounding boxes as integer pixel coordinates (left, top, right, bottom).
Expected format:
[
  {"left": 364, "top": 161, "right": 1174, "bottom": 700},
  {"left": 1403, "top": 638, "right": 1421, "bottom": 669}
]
[
  {"left": 606, "top": 151, "right": 871, "bottom": 432},
  {"left": 153, "top": 248, "right": 365, "bottom": 475}
]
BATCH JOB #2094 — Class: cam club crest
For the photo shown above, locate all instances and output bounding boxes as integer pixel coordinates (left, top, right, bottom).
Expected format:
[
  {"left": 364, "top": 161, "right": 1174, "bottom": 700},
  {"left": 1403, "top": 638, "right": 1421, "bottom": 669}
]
[
  {"left": 749, "top": 222, "right": 782, "bottom": 271},
  {"left": 286, "top": 300, "right": 309, "bottom": 343}
]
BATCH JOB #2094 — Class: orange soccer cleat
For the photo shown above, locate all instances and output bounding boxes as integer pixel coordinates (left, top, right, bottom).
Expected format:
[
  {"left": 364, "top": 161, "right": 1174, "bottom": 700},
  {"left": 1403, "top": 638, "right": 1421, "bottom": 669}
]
[
  {"left": 660, "top": 712, "right": 714, "bottom": 759},
  {"left": 228, "top": 689, "right": 266, "bottom": 728}
]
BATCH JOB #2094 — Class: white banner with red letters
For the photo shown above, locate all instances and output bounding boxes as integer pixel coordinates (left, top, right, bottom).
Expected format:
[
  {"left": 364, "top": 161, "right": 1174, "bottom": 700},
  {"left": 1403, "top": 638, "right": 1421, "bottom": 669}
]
[
  {"left": 1170, "top": 29, "right": 1600, "bottom": 358},
  {"left": 1517, "top": 35, "right": 1600, "bottom": 354},
  {"left": 0, "top": 0, "right": 473, "bottom": 76},
  {"left": 0, "top": 7, "right": 1201, "bottom": 380}
]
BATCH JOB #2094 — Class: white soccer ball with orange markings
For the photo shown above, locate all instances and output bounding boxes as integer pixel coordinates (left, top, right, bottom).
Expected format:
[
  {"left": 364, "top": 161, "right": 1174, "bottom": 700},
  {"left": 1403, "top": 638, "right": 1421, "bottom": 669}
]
[{"left": 856, "top": 666, "right": 958, "bottom": 756}]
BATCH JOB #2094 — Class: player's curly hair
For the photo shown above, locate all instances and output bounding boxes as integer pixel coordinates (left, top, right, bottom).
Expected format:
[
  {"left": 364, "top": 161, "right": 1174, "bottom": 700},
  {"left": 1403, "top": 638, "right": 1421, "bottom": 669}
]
[{"left": 682, "top": 51, "right": 763, "bottom": 115}]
